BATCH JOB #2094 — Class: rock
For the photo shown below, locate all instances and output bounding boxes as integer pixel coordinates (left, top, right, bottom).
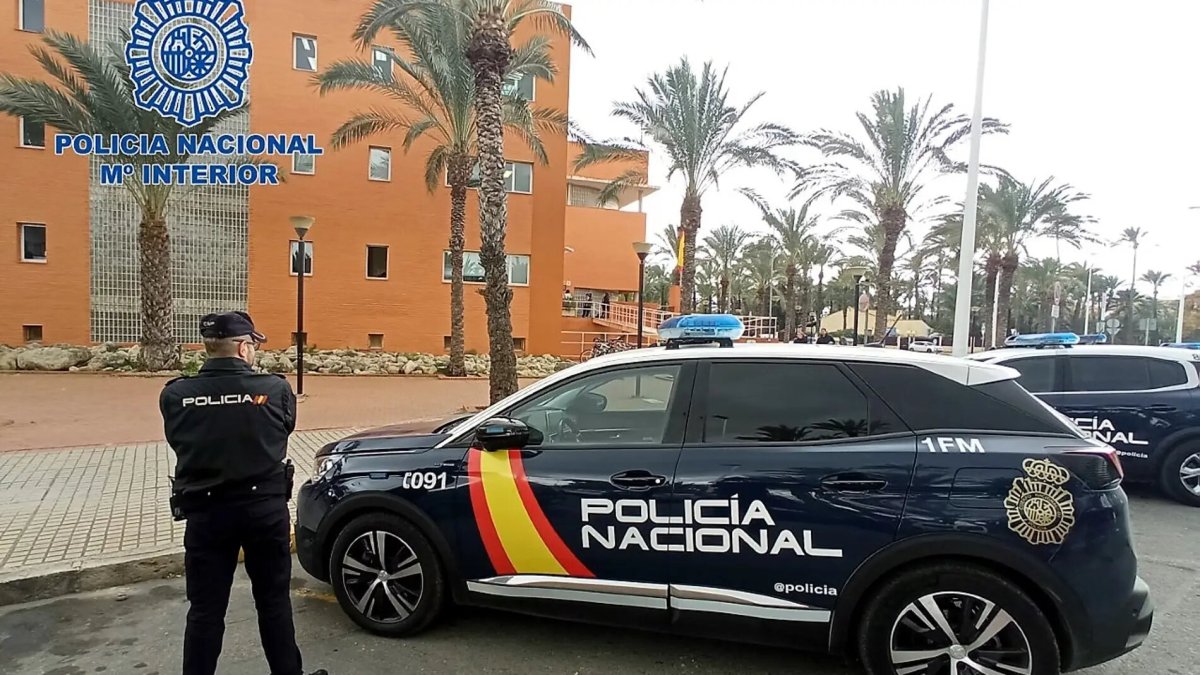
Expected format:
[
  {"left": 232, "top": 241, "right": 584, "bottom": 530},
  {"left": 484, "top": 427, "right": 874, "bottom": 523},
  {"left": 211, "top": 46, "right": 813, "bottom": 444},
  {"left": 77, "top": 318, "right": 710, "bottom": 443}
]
[
  {"left": 386, "top": 365, "right": 401, "bottom": 374},
  {"left": 16, "top": 346, "right": 92, "bottom": 371},
  {"left": 0, "top": 348, "right": 22, "bottom": 371},
  {"left": 403, "top": 360, "right": 420, "bottom": 375}
]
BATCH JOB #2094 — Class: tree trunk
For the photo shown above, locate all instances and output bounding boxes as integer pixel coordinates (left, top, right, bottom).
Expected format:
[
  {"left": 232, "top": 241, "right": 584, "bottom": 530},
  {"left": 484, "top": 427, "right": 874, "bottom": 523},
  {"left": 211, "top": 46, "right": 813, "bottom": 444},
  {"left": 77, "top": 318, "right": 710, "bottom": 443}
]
[
  {"left": 719, "top": 275, "right": 729, "bottom": 313},
  {"left": 784, "top": 268, "right": 797, "bottom": 340},
  {"left": 982, "top": 253, "right": 1000, "bottom": 347},
  {"left": 679, "top": 193, "right": 702, "bottom": 314},
  {"left": 468, "top": 9, "right": 517, "bottom": 403},
  {"left": 446, "top": 155, "right": 470, "bottom": 378},
  {"left": 874, "top": 207, "right": 905, "bottom": 339},
  {"left": 138, "top": 217, "right": 177, "bottom": 370},
  {"left": 1127, "top": 246, "right": 1138, "bottom": 345},
  {"left": 994, "top": 253, "right": 1019, "bottom": 346},
  {"left": 815, "top": 266, "right": 825, "bottom": 326}
]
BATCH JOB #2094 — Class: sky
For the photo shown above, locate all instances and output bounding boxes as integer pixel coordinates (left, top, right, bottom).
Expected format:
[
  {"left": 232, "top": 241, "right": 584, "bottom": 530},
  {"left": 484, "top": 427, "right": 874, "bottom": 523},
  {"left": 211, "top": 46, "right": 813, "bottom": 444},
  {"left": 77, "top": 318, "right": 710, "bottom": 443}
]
[{"left": 564, "top": 0, "right": 1200, "bottom": 298}]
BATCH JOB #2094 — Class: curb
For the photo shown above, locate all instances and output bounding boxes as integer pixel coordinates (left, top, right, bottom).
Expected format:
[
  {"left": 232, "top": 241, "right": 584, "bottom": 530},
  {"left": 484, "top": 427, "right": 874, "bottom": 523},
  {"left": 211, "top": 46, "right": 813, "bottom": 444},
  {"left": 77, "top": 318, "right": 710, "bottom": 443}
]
[{"left": 0, "top": 529, "right": 296, "bottom": 608}]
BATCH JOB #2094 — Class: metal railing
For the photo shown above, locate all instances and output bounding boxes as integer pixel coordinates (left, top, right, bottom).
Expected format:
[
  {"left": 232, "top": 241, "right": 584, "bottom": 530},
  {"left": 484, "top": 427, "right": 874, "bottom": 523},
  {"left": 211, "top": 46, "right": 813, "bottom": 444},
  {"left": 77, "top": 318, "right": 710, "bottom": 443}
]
[{"left": 560, "top": 330, "right": 660, "bottom": 361}]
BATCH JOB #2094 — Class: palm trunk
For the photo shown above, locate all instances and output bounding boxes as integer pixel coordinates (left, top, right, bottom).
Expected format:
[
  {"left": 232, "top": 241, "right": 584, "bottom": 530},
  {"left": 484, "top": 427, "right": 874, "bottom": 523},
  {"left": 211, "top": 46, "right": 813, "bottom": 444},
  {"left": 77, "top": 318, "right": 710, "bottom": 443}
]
[
  {"left": 816, "top": 266, "right": 825, "bottom": 325},
  {"left": 719, "top": 276, "right": 729, "bottom": 313},
  {"left": 994, "top": 253, "right": 1019, "bottom": 346},
  {"left": 875, "top": 208, "right": 904, "bottom": 339},
  {"left": 468, "top": 9, "right": 517, "bottom": 403},
  {"left": 138, "top": 217, "right": 177, "bottom": 370},
  {"left": 679, "top": 192, "right": 702, "bottom": 314},
  {"left": 982, "top": 253, "right": 1000, "bottom": 347},
  {"left": 1127, "top": 246, "right": 1138, "bottom": 345},
  {"left": 784, "top": 268, "right": 797, "bottom": 340},
  {"left": 446, "top": 155, "right": 470, "bottom": 378}
]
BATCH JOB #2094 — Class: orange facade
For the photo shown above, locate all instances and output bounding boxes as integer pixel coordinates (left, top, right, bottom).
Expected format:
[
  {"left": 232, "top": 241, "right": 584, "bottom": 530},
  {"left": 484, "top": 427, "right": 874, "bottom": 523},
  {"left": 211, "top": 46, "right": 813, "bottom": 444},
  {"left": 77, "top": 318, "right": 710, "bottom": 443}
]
[{"left": 0, "top": 1, "right": 650, "bottom": 355}]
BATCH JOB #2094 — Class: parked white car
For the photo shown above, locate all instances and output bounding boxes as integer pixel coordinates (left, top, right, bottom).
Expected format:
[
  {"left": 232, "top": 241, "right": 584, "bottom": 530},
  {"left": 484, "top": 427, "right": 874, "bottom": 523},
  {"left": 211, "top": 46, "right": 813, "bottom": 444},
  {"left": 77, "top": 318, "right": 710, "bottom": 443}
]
[{"left": 909, "top": 339, "right": 946, "bottom": 354}]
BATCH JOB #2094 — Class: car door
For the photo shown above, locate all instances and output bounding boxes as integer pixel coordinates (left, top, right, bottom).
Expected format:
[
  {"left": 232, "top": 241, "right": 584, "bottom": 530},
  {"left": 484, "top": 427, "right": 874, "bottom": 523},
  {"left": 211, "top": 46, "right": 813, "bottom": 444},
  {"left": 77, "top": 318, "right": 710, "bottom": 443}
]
[
  {"left": 668, "top": 358, "right": 915, "bottom": 648},
  {"left": 1052, "top": 354, "right": 1191, "bottom": 479},
  {"left": 455, "top": 360, "right": 696, "bottom": 626}
]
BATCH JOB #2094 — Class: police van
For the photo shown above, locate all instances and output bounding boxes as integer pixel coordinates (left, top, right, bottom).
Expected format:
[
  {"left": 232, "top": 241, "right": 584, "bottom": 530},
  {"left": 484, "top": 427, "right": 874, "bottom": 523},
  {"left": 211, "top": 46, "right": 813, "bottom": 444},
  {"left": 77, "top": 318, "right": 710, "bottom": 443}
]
[
  {"left": 296, "top": 320, "right": 1151, "bottom": 674},
  {"left": 969, "top": 335, "right": 1200, "bottom": 506}
]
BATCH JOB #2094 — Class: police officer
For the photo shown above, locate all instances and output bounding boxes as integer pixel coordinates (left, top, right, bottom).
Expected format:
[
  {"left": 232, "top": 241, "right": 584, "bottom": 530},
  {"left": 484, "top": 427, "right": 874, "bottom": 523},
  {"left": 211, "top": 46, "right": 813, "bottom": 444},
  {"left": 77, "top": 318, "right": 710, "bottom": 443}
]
[{"left": 160, "top": 311, "right": 327, "bottom": 675}]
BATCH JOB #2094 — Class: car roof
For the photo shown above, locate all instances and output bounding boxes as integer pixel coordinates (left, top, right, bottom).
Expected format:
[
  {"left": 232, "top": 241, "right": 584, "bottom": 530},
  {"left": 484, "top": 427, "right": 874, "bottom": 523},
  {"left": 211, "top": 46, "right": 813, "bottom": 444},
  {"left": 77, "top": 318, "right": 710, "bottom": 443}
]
[
  {"left": 580, "top": 343, "right": 1016, "bottom": 386},
  {"left": 968, "top": 345, "right": 1200, "bottom": 363}
]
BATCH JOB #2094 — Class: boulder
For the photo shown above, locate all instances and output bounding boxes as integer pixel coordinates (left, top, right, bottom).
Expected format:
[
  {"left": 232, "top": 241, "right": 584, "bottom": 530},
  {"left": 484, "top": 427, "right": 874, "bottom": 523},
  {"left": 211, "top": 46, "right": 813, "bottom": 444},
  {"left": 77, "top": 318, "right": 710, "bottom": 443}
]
[
  {"left": 0, "top": 348, "right": 22, "bottom": 371},
  {"left": 403, "top": 360, "right": 420, "bottom": 375},
  {"left": 16, "top": 346, "right": 92, "bottom": 371}
]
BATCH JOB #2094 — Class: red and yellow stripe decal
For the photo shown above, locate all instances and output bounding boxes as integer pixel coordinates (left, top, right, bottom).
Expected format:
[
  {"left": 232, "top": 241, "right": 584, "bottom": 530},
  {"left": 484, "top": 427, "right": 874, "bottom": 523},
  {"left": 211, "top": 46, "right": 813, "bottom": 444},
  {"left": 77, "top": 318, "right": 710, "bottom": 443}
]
[{"left": 468, "top": 450, "right": 593, "bottom": 578}]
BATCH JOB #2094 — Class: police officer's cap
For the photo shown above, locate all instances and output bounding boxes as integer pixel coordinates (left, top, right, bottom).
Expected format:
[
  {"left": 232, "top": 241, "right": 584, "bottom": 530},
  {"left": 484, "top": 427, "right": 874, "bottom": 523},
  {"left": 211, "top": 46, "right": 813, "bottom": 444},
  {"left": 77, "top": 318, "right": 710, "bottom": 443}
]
[{"left": 199, "top": 311, "right": 267, "bottom": 343}]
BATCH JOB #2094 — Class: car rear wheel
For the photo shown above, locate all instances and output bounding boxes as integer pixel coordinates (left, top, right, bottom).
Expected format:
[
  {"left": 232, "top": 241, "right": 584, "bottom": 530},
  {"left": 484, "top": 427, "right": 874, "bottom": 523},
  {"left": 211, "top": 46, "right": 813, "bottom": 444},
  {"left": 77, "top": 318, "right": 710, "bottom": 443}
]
[
  {"left": 1159, "top": 443, "right": 1200, "bottom": 507},
  {"left": 858, "top": 563, "right": 1060, "bottom": 675},
  {"left": 328, "top": 513, "right": 445, "bottom": 637}
]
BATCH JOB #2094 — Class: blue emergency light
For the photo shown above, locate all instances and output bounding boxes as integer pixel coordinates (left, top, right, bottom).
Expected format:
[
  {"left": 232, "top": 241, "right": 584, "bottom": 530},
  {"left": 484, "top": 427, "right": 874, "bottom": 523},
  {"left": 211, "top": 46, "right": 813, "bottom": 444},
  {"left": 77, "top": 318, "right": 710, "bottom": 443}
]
[
  {"left": 1162, "top": 342, "right": 1200, "bottom": 350},
  {"left": 1004, "top": 332, "right": 1080, "bottom": 348},
  {"left": 658, "top": 314, "right": 744, "bottom": 349}
]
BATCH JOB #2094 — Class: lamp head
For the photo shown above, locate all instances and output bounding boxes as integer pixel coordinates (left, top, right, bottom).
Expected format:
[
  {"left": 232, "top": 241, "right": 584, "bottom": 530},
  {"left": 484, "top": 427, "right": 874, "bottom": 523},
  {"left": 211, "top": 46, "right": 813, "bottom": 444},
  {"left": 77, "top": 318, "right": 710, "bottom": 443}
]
[
  {"left": 632, "top": 241, "right": 653, "bottom": 260},
  {"left": 290, "top": 215, "right": 315, "bottom": 238}
]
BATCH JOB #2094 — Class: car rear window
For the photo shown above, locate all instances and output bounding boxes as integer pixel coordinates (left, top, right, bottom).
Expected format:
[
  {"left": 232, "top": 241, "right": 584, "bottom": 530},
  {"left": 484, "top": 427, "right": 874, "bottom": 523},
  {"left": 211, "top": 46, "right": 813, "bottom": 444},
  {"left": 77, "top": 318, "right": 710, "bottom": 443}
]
[
  {"left": 1068, "top": 355, "right": 1188, "bottom": 391},
  {"left": 849, "top": 363, "right": 1076, "bottom": 435},
  {"left": 1148, "top": 359, "right": 1189, "bottom": 388}
]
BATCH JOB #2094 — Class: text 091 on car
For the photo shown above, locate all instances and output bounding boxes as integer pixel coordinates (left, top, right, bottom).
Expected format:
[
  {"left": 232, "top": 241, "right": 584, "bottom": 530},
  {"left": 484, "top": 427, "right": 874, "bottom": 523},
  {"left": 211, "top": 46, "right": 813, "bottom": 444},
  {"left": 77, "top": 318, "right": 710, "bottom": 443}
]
[{"left": 295, "top": 336, "right": 1152, "bottom": 675}]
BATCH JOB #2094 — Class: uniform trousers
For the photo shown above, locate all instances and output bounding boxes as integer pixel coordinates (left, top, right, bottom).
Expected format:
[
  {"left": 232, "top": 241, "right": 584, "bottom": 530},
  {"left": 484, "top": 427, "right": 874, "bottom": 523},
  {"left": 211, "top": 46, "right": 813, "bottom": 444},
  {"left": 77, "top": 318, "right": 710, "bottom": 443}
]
[{"left": 182, "top": 496, "right": 303, "bottom": 675}]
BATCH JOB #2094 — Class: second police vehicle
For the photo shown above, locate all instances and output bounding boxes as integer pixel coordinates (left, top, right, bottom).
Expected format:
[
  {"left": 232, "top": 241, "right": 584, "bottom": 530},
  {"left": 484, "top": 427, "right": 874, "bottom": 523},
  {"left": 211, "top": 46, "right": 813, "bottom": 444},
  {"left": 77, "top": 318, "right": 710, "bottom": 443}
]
[
  {"left": 969, "top": 332, "right": 1200, "bottom": 506},
  {"left": 295, "top": 316, "right": 1151, "bottom": 675}
]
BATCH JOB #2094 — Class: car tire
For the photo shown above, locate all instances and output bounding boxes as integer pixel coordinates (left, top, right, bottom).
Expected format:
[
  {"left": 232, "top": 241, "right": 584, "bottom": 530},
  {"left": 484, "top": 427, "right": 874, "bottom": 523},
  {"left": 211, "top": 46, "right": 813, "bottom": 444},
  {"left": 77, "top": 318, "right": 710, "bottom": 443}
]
[
  {"left": 328, "top": 513, "right": 446, "bottom": 637},
  {"left": 1158, "top": 442, "right": 1200, "bottom": 507},
  {"left": 857, "top": 563, "right": 1060, "bottom": 675}
]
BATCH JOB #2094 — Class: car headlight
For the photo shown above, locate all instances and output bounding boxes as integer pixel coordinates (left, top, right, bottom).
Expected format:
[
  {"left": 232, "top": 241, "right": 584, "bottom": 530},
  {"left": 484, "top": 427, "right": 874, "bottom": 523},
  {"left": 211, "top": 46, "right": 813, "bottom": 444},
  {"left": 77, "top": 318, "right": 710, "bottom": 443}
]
[{"left": 314, "top": 455, "right": 344, "bottom": 481}]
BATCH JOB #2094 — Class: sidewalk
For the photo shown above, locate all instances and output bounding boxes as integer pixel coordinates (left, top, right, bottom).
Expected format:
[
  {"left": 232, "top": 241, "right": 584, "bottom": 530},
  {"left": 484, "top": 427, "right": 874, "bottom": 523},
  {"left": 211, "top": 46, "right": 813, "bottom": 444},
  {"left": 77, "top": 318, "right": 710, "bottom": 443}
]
[{"left": 0, "top": 428, "right": 357, "bottom": 604}]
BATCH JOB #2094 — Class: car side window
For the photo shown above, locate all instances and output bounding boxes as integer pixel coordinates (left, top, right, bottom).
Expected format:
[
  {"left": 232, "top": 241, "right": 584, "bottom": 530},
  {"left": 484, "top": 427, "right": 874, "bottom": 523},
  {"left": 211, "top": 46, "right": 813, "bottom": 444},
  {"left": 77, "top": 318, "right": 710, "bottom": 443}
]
[
  {"left": 1148, "top": 359, "right": 1189, "bottom": 388},
  {"left": 1067, "top": 356, "right": 1174, "bottom": 392},
  {"left": 700, "top": 362, "right": 875, "bottom": 443},
  {"left": 1005, "top": 356, "right": 1057, "bottom": 393},
  {"left": 507, "top": 364, "right": 682, "bottom": 447}
]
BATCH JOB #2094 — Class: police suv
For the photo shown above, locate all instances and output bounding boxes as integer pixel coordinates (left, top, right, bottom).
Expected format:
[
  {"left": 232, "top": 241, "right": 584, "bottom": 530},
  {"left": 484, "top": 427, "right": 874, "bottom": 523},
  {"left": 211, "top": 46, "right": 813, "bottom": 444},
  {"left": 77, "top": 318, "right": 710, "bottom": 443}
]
[
  {"left": 296, "top": 335, "right": 1151, "bottom": 675},
  {"left": 969, "top": 337, "right": 1200, "bottom": 506}
]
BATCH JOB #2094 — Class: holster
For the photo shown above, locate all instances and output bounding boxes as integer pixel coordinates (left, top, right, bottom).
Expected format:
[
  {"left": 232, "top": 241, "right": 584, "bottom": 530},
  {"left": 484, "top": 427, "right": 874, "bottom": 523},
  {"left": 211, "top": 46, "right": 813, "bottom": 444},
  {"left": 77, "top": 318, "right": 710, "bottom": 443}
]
[
  {"left": 168, "top": 476, "right": 186, "bottom": 521},
  {"left": 284, "top": 460, "right": 295, "bottom": 501}
]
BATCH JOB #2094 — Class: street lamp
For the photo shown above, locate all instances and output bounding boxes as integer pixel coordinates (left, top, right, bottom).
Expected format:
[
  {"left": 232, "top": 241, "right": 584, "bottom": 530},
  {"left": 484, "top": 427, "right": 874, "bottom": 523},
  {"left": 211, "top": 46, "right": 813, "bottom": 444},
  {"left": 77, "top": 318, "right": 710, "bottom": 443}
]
[
  {"left": 291, "top": 215, "right": 314, "bottom": 396},
  {"left": 633, "top": 242, "right": 653, "bottom": 347},
  {"left": 845, "top": 265, "right": 869, "bottom": 346},
  {"left": 1177, "top": 278, "right": 1193, "bottom": 344}
]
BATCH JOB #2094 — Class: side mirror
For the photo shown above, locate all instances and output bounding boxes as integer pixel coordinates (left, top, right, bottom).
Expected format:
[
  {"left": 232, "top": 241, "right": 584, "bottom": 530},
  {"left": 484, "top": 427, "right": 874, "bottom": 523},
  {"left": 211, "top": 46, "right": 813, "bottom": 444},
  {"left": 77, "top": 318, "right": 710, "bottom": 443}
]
[{"left": 475, "top": 417, "right": 533, "bottom": 452}]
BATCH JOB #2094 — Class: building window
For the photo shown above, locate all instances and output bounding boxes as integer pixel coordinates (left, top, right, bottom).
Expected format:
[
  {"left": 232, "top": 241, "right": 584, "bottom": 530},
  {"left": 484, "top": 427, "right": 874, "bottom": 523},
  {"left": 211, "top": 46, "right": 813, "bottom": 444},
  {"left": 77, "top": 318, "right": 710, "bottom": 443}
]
[
  {"left": 568, "top": 184, "right": 618, "bottom": 209},
  {"left": 372, "top": 46, "right": 393, "bottom": 82},
  {"left": 19, "top": 0, "right": 44, "bottom": 32},
  {"left": 23, "top": 325, "right": 43, "bottom": 343},
  {"left": 19, "top": 117, "right": 45, "bottom": 148},
  {"left": 369, "top": 147, "right": 391, "bottom": 181},
  {"left": 502, "top": 72, "right": 535, "bottom": 101},
  {"left": 368, "top": 333, "right": 384, "bottom": 350},
  {"left": 289, "top": 240, "right": 313, "bottom": 276},
  {"left": 513, "top": 337, "right": 527, "bottom": 352},
  {"left": 292, "top": 153, "right": 315, "bottom": 175},
  {"left": 293, "top": 34, "right": 318, "bottom": 71},
  {"left": 20, "top": 223, "right": 46, "bottom": 262},
  {"left": 366, "top": 245, "right": 388, "bottom": 279},
  {"left": 443, "top": 251, "right": 530, "bottom": 285},
  {"left": 455, "top": 161, "right": 533, "bottom": 193}
]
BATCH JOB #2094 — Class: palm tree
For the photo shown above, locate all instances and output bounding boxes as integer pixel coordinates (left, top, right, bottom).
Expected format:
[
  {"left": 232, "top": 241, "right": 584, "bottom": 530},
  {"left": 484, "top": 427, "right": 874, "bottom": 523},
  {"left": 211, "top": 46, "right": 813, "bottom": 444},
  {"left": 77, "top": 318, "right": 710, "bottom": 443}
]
[
  {"left": 703, "top": 225, "right": 751, "bottom": 312},
  {"left": 579, "top": 58, "right": 799, "bottom": 314},
  {"left": 796, "top": 88, "right": 1007, "bottom": 338},
  {"left": 979, "top": 175, "right": 1090, "bottom": 345},
  {"left": 1119, "top": 227, "right": 1146, "bottom": 344},
  {"left": 741, "top": 239, "right": 779, "bottom": 317},
  {"left": 643, "top": 263, "right": 671, "bottom": 306},
  {"left": 810, "top": 242, "right": 840, "bottom": 323},
  {"left": 0, "top": 32, "right": 254, "bottom": 370},
  {"left": 744, "top": 192, "right": 823, "bottom": 340},
  {"left": 324, "top": 2, "right": 564, "bottom": 378},
  {"left": 1141, "top": 270, "right": 1171, "bottom": 344}
]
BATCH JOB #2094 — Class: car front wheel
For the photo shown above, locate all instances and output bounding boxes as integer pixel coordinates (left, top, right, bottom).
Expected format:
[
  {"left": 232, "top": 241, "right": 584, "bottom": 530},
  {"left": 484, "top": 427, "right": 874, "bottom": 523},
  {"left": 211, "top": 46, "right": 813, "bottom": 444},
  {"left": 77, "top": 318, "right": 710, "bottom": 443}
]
[
  {"left": 328, "top": 513, "right": 446, "bottom": 637},
  {"left": 858, "top": 563, "right": 1060, "bottom": 675},
  {"left": 1159, "top": 443, "right": 1200, "bottom": 507}
]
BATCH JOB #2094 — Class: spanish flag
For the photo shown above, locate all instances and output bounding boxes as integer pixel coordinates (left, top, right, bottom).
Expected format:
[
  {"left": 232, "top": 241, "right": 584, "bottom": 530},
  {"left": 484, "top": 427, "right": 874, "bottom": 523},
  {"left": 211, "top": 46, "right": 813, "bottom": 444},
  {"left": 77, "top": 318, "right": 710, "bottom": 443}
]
[{"left": 675, "top": 226, "right": 686, "bottom": 273}]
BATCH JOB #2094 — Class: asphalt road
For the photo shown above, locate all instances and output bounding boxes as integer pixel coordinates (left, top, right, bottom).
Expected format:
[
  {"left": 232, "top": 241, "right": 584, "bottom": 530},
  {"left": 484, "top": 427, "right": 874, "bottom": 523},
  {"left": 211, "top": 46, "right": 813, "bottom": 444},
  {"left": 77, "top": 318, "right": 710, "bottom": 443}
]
[{"left": 2, "top": 487, "right": 1197, "bottom": 675}]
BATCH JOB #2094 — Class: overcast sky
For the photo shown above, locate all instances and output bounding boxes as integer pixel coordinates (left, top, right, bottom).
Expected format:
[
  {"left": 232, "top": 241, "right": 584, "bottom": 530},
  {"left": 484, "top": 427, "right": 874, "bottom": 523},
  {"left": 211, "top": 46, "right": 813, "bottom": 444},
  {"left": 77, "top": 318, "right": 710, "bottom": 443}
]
[{"left": 565, "top": 0, "right": 1200, "bottom": 297}]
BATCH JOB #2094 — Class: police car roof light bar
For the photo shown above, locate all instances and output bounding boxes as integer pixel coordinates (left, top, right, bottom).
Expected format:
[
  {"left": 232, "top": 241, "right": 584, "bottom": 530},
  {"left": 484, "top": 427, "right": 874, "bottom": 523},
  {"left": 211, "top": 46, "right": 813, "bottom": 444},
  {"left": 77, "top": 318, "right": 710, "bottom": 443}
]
[
  {"left": 658, "top": 314, "right": 745, "bottom": 350},
  {"left": 1003, "top": 332, "right": 1080, "bottom": 349}
]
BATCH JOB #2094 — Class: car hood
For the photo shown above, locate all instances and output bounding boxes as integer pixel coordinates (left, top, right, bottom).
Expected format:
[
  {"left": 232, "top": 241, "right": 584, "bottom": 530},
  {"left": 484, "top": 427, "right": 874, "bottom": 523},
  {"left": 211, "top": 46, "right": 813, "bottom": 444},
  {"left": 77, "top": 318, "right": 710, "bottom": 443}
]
[{"left": 323, "top": 415, "right": 473, "bottom": 454}]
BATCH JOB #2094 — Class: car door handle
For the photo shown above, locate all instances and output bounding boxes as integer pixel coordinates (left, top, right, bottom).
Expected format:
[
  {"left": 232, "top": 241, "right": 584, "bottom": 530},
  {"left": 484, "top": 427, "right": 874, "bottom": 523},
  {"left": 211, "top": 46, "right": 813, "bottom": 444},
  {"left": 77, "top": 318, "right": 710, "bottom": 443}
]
[
  {"left": 820, "top": 473, "right": 887, "bottom": 492},
  {"left": 610, "top": 470, "right": 668, "bottom": 491}
]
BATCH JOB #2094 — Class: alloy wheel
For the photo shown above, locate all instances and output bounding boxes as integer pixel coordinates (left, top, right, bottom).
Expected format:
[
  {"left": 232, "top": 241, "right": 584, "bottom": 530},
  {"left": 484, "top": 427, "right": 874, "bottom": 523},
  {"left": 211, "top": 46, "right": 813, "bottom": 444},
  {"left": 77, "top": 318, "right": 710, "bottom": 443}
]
[
  {"left": 340, "top": 530, "right": 424, "bottom": 624},
  {"left": 889, "top": 591, "right": 1032, "bottom": 675},
  {"left": 1178, "top": 453, "right": 1200, "bottom": 496}
]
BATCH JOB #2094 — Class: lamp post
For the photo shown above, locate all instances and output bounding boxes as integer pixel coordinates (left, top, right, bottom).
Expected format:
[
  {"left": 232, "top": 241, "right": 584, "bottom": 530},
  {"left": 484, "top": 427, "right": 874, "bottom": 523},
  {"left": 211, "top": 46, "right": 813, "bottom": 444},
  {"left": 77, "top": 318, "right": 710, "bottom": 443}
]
[
  {"left": 633, "top": 242, "right": 653, "bottom": 347},
  {"left": 1177, "top": 278, "right": 1191, "bottom": 344},
  {"left": 291, "top": 215, "right": 314, "bottom": 396},
  {"left": 845, "top": 266, "right": 868, "bottom": 346}
]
